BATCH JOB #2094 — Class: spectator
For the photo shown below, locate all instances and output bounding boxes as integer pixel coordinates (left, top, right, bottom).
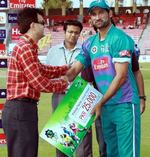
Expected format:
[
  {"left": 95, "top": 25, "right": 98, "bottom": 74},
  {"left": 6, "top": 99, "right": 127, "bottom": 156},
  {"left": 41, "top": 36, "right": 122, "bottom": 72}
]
[
  {"left": 134, "top": 44, "right": 140, "bottom": 60},
  {"left": 46, "top": 20, "right": 93, "bottom": 157}
]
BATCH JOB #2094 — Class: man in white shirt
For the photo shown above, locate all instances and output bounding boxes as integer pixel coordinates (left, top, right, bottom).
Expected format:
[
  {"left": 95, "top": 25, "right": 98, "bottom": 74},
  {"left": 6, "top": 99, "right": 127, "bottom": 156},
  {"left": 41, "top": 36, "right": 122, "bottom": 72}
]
[{"left": 46, "top": 20, "right": 93, "bottom": 157}]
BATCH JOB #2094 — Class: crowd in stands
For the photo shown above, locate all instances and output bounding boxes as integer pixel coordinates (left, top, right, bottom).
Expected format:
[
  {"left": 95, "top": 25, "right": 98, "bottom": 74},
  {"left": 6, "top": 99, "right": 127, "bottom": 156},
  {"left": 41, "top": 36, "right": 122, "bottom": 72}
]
[{"left": 112, "top": 13, "right": 148, "bottom": 29}]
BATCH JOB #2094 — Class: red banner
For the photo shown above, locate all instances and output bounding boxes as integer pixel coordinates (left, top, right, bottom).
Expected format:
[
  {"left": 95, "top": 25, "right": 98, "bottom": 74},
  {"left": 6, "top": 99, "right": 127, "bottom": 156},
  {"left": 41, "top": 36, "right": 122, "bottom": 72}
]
[
  {"left": 0, "top": 44, "right": 6, "bottom": 56},
  {"left": 0, "top": 104, "right": 4, "bottom": 129},
  {"left": 0, "top": 104, "right": 4, "bottom": 109},
  {"left": 0, "top": 134, "right": 6, "bottom": 145},
  {"left": 9, "top": 0, "right": 35, "bottom": 9},
  {"left": 11, "top": 26, "right": 21, "bottom": 41}
]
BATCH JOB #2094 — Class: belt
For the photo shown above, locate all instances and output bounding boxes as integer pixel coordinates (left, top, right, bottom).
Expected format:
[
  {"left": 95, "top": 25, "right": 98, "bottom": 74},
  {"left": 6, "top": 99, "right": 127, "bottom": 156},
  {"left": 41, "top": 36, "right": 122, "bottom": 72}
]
[
  {"left": 60, "top": 92, "right": 66, "bottom": 94},
  {"left": 12, "top": 98, "right": 38, "bottom": 103},
  {"left": 54, "top": 92, "right": 66, "bottom": 95}
]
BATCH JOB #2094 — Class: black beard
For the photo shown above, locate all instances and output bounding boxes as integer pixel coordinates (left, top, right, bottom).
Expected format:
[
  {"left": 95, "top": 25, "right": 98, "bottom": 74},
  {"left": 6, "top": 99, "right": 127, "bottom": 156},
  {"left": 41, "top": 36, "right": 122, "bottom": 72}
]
[{"left": 96, "top": 20, "right": 110, "bottom": 30}]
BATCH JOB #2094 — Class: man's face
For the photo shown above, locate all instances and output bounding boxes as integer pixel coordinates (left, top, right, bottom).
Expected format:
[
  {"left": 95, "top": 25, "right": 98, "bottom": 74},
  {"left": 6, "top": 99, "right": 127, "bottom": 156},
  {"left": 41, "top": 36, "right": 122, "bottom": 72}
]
[
  {"left": 90, "top": 7, "right": 110, "bottom": 30},
  {"left": 65, "top": 25, "right": 81, "bottom": 45}
]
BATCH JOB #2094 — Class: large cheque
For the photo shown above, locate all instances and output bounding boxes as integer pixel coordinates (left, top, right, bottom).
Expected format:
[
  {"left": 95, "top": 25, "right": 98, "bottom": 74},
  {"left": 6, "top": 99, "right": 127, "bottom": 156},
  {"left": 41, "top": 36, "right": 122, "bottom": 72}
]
[{"left": 40, "top": 76, "right": 103, "bottom": 157}]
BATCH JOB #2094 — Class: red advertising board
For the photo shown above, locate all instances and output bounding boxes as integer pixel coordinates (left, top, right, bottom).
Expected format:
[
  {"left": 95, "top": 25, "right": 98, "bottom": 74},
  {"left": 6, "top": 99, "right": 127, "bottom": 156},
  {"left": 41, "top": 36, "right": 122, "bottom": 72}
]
[
  {"left": 0, "top": 44, "right": 5, "bottom": 50},
  {"left": 0, "top": 104, "right": 5, "bottom": 145},
  {"left": 9, "top": 0, "right": 35, "bottom": 9},
  {"left": 0, "top": 44, "right": 6, "bottom": 56},
  {"left": 0, "top": 134, "right": 6, "bottom": 145},
  {"left": 0, "top": 104, "right": 4, "bottom": 127},
  {"left": 0, "top": 103, "right": 4, "bottom": 110},
  {"left": 11, "top": 26, "right": 21, "bottom": 41}
]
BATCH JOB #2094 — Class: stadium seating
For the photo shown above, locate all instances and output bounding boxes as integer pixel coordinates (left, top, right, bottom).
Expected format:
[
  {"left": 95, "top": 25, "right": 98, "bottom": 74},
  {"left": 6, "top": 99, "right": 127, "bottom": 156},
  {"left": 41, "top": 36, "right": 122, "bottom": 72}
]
[{"left": 38, "top": 13, "right": 148, "bottom": 56}]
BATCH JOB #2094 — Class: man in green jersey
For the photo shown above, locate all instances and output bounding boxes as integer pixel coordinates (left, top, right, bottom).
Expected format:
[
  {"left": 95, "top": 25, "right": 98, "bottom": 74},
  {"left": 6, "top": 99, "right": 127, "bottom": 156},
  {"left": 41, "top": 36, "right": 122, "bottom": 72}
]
[{"left": 66, "top": 1, "right": 141, "bottom": 157}]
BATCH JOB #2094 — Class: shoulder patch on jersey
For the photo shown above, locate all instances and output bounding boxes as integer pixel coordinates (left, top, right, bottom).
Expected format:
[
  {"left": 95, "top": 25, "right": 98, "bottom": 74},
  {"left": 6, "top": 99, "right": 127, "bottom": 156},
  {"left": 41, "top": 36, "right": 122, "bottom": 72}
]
[{"left": 119, "top": 50, "right": 131, "bottom": 57}]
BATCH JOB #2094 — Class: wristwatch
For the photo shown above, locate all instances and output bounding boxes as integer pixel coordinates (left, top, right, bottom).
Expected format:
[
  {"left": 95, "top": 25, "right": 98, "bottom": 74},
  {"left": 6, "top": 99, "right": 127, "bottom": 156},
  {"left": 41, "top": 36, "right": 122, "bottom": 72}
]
[{"left": 139, "top": 96, "right": 146, "bottom": 101}]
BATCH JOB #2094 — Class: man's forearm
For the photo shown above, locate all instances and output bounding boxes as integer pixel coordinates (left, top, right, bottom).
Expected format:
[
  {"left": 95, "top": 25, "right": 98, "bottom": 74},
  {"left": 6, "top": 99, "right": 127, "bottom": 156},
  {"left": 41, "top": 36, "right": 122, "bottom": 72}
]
[
  {"left": 98, "top": 74, "right": 126, "bottom": 107},
  {"left": 66, "top": 61, "right": 83, "bottom": 82},
  {"left": 134, "top": 70, "right": 145, "bottom": 96}
]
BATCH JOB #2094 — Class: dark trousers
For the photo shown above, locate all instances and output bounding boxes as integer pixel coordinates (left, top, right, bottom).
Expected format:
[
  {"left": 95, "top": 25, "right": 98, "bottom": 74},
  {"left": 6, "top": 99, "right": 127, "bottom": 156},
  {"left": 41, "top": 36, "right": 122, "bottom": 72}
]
[
  {"left": 52, "top": 94, "right": 93, "bottom": 157},
  {"left": 2, "top": 100, "right": 38, "bottom": 157},
  {"left": 76, "top": 128, "right": 92, "bottom": 157}
]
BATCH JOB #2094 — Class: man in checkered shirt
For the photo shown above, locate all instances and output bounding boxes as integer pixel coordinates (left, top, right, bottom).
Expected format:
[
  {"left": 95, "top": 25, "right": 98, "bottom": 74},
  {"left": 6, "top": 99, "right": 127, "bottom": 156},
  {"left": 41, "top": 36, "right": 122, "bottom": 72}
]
[{"left": 2, "top": 8, "right": 69, "bottom": 157}]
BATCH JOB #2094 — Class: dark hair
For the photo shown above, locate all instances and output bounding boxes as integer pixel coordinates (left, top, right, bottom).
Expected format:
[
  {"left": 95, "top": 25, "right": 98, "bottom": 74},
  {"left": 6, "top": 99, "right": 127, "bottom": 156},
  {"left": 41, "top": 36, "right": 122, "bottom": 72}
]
[
  {"left": 93, "top": 25, "right": 98, "bottom": 33},
  {"left": 105, "top": 9, "right": 110, "bottom": 13},
  {"left": 17, "top": 8, "right": 44, "bottom": 34},
  {"left": 111, "top": 17, "right": 116, "bottom": 26},
  {"left": 63, "top": 20, "right": 83, "bottom": 33}
]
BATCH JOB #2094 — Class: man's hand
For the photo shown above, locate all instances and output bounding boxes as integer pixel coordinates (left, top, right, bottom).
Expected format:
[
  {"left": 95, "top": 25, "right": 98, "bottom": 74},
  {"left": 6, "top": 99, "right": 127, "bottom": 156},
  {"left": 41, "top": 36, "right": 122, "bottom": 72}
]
[
  {"left": 91, "top": 102, "right": 102, "bottom": 122},
  {"left": 61, "top": 75, "right": 69, "bottom": 83},
  {"left": 66, "top": 61, "right": 83, "bottom": 82},
  {"left": 140, "top": 99, "right": 146, "bottom": 114}
]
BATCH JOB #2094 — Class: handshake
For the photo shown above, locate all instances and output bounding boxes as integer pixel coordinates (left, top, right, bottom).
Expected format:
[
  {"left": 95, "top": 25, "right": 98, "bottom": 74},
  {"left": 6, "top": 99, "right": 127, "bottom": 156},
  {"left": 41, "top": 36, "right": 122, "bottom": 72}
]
[{"left": 61, "top": 61, "right": 77, "bottom": 87}]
